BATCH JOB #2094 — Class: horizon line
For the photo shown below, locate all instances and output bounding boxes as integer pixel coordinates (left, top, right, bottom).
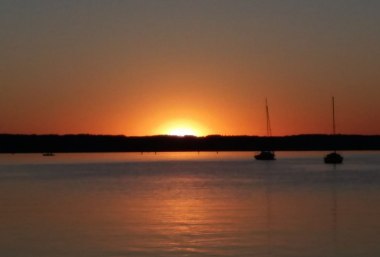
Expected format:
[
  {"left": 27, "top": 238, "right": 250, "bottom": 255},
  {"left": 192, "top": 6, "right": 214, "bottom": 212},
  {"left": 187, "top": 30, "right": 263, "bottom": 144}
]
[{"left": 1, "top": 133, "right": 379, "bottom": 137}]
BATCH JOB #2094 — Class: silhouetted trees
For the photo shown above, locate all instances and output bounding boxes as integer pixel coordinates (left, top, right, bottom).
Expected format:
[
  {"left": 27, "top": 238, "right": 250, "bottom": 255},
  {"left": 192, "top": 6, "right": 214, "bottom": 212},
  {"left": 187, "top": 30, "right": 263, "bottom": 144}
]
[{"left": 0, "top": 134, "right": 379, "bottom": 153}]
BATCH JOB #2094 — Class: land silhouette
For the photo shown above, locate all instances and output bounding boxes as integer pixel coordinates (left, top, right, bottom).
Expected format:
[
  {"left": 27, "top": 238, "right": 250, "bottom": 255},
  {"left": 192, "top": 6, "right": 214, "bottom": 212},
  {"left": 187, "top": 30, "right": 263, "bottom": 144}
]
[{"left": 0, "top": 134, "right": 379, "bottom": 153}]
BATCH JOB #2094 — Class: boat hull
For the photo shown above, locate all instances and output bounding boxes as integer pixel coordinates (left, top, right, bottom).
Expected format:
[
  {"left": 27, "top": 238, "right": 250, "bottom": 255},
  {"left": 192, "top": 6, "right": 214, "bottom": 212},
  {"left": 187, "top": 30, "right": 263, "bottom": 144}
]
[
  {"left": 324, "top": 152, "right": 343, "bottom": 164},
  {"left": 255, "top": 151, "right": 276, "bottom": 161}
]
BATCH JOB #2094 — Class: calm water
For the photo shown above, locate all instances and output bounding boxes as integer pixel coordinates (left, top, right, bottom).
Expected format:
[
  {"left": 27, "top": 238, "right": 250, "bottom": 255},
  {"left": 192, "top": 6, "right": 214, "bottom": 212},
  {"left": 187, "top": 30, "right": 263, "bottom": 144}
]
[{"left": 0, "top": 151, "right": 379, "bottom": 257}]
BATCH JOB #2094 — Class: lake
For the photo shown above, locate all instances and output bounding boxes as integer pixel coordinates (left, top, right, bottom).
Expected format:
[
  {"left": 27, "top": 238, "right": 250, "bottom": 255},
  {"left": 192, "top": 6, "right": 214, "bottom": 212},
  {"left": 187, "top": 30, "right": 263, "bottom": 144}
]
[{"left": 0, "top": 151, "right": 379, "bottom": 257}]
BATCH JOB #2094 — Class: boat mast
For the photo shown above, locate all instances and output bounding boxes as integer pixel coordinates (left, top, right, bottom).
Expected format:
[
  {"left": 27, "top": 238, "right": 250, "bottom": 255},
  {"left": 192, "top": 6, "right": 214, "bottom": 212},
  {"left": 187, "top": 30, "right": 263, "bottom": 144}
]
[
  {"left": 332, "top": 96, "right": 337, "bottom": 153},
  {"left": 332, "top": 96, "right": 336, "bottom": 135},
  {"left": 266, "top": 98, "right": 272, "bottom": 137}
]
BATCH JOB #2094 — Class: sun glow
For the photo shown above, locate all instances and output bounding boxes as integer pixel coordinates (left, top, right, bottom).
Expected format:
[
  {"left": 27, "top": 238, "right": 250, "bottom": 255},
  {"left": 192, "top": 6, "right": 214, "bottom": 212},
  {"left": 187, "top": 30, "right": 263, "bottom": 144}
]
[
  {"left": 156, "top": 119, "right": 207, "bottom": 137},
  {"left": 168, "top": 127, "right": 197, "bottom": 136}
]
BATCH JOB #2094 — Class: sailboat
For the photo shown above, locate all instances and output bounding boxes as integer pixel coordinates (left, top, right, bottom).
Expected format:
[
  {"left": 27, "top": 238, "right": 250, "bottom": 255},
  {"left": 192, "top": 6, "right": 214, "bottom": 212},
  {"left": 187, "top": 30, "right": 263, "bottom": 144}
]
[
  {"left": 324, "top": 97, "right": 343, "bottom": 164},
  {"left": 255, "top": 99, "right": 276, "bottom": 160}
]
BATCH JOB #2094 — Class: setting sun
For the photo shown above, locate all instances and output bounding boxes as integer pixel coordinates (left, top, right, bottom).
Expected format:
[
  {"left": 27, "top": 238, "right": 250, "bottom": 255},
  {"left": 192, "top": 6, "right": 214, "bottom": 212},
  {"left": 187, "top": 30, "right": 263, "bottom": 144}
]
[
  {"left": 168, "top": 127, "right": 197, "bottom": 136},
  {"left": 155, "top": 119, "right": 208, "bottom": 137}
]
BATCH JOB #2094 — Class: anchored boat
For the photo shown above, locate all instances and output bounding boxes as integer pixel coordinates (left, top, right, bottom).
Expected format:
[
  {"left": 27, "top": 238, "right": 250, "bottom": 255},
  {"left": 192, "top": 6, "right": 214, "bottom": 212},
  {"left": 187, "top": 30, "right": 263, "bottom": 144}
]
[
  {"left": 324, "top": 97, "right": 343, "bottom": 164},
  {"left": 255, "top": 99, "right": 276, "bottom": 161}
]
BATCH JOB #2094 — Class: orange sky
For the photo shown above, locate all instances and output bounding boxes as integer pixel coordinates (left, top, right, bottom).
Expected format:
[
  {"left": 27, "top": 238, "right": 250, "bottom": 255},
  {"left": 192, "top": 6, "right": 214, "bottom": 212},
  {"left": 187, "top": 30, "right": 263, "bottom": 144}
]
[{"left": 1, "top": 1, "right": 379, "bottom": 136}]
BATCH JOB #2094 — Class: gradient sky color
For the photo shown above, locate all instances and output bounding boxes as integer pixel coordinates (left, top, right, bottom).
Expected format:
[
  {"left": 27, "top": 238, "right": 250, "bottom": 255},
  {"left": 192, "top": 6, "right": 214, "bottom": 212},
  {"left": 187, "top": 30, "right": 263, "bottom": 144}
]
[{"left": 1, "top": 0, "right": 379, "bottom": 136}]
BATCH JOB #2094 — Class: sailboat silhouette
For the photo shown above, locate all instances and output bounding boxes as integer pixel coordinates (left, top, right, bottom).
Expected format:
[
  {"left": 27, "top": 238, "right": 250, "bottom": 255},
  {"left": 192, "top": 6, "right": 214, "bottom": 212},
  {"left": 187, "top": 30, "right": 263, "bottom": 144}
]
[
  {"left": 324, "top": 97, "right": 343, "bottom": 164},
  {"left": 255, "top": 99, "right": 276, "bottom": 160}
]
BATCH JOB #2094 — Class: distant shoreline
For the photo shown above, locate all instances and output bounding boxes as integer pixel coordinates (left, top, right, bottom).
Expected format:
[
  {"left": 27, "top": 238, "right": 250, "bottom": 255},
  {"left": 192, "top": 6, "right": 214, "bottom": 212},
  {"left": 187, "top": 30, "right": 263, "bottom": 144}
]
[{"left": 1, "top": 134, "right": 379, "bottom": 153}]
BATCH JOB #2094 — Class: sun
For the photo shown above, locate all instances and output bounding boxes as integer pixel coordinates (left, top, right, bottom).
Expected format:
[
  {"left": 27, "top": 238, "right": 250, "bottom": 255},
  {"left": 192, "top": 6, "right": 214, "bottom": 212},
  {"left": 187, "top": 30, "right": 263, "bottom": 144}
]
[
  {"left": 155, "top": 119, "right": 207, "bottom": 137},
  {"left": 168, "top": 127, "right": 197, "bottom": 137}
]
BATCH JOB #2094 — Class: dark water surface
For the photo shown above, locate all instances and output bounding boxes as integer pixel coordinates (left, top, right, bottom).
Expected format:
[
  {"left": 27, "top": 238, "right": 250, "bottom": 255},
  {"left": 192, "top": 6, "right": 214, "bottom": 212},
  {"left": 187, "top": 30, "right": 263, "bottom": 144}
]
[{"left": 0, "top": 152, "right": 379, "bottom": 257}]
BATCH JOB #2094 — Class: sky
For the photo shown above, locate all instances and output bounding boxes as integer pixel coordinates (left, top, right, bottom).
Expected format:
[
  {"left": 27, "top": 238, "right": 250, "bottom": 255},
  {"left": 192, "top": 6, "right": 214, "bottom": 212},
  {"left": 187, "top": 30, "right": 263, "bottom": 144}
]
[{"left": 1, "top": 0, "right": 379, "bottom": 136}]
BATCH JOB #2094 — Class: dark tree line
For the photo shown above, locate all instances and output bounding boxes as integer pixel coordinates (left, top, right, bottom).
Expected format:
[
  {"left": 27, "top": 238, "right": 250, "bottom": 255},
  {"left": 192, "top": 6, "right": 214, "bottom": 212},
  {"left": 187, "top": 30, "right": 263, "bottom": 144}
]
[{"left": 0, "top": 134, "right": 379, "bottom": 153}]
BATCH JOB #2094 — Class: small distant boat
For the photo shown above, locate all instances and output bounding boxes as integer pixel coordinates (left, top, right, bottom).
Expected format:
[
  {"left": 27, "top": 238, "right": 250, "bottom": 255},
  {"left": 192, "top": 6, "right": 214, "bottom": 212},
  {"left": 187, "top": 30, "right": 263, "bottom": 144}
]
[
  {"left": 255, "top": 150, "right": 275, "bottom": 160},
  {"left": 324, "top": 152, "right": 343, "bottom": 164},
  {"left": 324, "top": 97, "right": 343, "bottom": 164},
  {"left": 255, "top": 99, "right": 276, "bottom": 161},
  {"left": 42, "top": 152, "right": 55, "bottom": 157}
]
